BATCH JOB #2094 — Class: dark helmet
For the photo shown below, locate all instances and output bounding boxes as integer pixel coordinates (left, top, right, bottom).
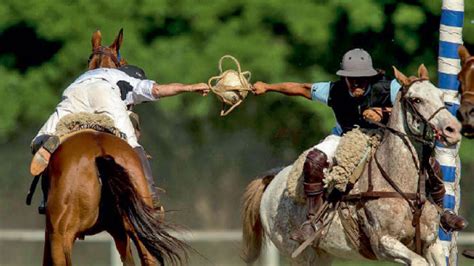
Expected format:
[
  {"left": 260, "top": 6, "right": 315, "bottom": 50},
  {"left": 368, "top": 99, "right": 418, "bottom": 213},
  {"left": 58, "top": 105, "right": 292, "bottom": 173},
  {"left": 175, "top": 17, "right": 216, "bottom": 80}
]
[
  {"left": 118, "top": 65, "right": 147, "bottom": 80},
  {"left": 336, "top": 48, "right": 378, "bottom": 77}
]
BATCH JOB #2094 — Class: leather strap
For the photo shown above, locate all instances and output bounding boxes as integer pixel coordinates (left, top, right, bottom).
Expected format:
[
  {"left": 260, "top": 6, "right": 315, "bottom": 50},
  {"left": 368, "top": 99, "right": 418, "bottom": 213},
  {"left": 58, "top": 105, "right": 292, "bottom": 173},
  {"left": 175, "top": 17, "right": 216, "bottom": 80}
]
[
  {"left": 338, "top": 205, "right": 377, "bottom": 260},
  {"left": 89, "top": 47, "right": 121, "bottom": 67},
  {"left": 304, "top": 182, "right": 324, "bottom": 196},
  {"left": 342, "top": 191, "right": 418, "bottom": 201}
]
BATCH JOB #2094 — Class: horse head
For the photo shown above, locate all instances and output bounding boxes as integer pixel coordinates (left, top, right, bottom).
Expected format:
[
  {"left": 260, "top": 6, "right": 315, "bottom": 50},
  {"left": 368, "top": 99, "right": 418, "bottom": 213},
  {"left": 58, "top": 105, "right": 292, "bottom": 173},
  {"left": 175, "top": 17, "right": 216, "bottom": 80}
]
[
  {"left": 87, "top": 28, "right": 127, "bottom": 69},
  {"left": 393, "top": 64, "right": 461, "bottom": 146},
  {"left": 457, "top": 45, "right": 474, "bottom": 138}
]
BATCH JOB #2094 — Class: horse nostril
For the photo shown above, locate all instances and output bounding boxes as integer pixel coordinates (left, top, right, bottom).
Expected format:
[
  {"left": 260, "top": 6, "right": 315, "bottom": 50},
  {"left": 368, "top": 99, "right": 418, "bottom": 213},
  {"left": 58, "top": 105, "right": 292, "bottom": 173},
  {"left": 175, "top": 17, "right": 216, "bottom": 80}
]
[
  {"left": 470, "top": 108, "right": 474, "bottom": 117},
  {"left": 445, "top": 126, "right": 455, "bottom": 133}
]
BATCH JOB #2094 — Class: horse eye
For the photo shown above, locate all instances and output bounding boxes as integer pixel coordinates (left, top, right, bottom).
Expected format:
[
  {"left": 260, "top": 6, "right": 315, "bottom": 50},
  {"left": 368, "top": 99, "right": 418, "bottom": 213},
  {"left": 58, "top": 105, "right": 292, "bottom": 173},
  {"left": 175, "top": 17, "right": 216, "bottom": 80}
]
[{"left": 411, "top": 98, "right": 422, "bottom": 104}]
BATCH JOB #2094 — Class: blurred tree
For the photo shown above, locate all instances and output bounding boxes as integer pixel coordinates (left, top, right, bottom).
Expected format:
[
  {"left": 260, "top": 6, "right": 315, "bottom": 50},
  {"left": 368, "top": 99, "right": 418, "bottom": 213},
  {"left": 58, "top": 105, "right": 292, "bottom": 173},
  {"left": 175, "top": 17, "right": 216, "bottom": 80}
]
[
  {"left": 0, "top": 0, "right": 472, "bottom": 148},
  {"left": 1, "top": 0, "right": 474, "bottom": 229}
]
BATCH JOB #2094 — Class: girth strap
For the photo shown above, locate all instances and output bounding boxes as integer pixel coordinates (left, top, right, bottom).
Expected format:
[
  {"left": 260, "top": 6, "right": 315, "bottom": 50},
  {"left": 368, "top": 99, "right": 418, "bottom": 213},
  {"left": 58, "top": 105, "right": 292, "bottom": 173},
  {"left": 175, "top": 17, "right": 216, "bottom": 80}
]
[{"left": 342, "top": 191, "right": 418, "bottom": 201}]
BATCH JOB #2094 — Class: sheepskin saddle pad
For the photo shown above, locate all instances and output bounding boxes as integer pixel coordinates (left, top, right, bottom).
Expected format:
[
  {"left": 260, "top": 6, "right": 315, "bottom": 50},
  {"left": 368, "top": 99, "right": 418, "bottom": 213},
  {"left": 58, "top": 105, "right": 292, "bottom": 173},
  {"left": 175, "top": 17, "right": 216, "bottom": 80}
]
[
  {"left": 55, "top": 112, "right": 126, "bottom": 139},
  {"left": 287, "top": 127, "right": 382, "bottom": 204}
]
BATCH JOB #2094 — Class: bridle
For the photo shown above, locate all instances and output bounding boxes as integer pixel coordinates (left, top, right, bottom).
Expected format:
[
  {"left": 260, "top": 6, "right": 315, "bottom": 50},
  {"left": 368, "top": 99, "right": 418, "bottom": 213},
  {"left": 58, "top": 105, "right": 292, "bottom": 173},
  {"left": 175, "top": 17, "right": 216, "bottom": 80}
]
[
  {"left": 88, "top": 46, "right": 122, "bottom": 68},
  {"left": 459, "top": 57, "right": 474, "bottom": 103},
  {"left": 400, "top": 78, "right": 447, "bottom": 144},
  {"left": 370, "top": 78, "right": 447, "bottom": 148}
]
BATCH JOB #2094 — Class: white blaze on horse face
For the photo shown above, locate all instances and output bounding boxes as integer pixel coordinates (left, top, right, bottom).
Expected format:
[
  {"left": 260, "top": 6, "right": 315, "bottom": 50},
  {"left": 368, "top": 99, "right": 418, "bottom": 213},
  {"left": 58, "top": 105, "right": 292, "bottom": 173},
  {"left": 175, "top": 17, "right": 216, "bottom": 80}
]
[{"left": 405, "top": 80, "right": 461, "bottom": 145}]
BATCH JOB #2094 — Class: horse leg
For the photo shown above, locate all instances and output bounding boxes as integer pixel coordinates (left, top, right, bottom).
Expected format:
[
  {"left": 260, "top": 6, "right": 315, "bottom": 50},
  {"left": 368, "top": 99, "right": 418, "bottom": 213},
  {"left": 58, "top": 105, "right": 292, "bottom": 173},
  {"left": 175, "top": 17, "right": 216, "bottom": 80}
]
[
  {"left": 376, "top": 235, "right": 428, "bottom": 266},
  {"left": 111, "top": 231, "right": 135, "bottom": 266},
  {"left": 424, "top": 239, "right": 445, "bottom": 266},
  {"left": 42, "top": 230, "right": 53, "bottom": 266},
  {"left": 289, "top": 248, "right": 331, "bottom": 266},
  {"left": 46, "top": 231, "right": 75, "bottom": 266},
  {"left": 130, "top": 232, "right": 159, "bottom": 266}
]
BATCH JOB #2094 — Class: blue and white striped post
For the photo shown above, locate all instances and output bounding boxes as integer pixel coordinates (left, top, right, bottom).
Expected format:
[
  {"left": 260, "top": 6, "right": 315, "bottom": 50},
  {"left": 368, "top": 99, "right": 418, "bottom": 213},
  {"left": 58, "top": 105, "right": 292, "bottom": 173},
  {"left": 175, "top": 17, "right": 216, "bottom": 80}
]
[{"left": 437, "top": 0, "right": 464, "bottom": 265}]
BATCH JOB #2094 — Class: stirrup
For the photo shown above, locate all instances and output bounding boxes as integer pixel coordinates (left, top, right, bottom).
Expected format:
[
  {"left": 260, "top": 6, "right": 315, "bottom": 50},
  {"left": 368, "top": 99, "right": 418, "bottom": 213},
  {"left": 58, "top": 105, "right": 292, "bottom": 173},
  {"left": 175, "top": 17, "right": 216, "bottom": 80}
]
[
  {"left": 292, "top": 227, "right": 322, "bottom": 258},
  {"left": 290, "top": 220, "right": 316, "bottom": 243}
]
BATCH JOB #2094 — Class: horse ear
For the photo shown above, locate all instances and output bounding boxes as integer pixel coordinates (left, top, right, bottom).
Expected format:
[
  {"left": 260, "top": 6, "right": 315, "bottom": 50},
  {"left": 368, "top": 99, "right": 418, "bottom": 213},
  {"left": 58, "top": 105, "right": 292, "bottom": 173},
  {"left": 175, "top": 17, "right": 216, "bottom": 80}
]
[
  {"left": 110, "top": 28, "right": 123, "bottom": 52},
  {"left": 417, "top": 64, "right": 429, "bottom": 80},
  {"left": 92, "top": 30, "right": 102, "bottom": 50},
  {"left": 392, "top": 66, "right": 410, "bottom": 86},
  {"left": 459, "top": 45, "right": 471, "bottom": 65}
]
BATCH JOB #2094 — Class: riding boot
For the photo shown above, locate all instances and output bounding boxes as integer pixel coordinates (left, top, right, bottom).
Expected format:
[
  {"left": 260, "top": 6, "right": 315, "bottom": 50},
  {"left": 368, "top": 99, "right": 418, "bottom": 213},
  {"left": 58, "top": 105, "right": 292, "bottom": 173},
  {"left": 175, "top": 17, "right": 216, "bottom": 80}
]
[
  {"left": 428, "top": 158, "right": 468, "bottom": 231},
  {"left": 30, "top": 135, "right": 60, "bottom": 176},
  {"left": 462, "top": 249, "right": 474, "bottom": 259},
  {"left": 133, "top": 147, "right": 161, "bottom": 209},
  {"left": 290, "top": 149, "right": 329, "bottom": 243}
]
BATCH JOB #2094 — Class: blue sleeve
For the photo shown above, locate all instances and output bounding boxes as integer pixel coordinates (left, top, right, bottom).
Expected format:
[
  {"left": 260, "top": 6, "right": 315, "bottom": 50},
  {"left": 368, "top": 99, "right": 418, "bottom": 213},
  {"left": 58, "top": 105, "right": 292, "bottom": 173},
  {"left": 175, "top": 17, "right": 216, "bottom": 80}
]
[
  {"left": 311, "top": 82, "right": 331, "bottom": 105},
  {"left": 390, "top": 79, "right": 402, "bottom": 104},
  {"left": 331, "top": 123, "right": 343, "bottom": 136}
]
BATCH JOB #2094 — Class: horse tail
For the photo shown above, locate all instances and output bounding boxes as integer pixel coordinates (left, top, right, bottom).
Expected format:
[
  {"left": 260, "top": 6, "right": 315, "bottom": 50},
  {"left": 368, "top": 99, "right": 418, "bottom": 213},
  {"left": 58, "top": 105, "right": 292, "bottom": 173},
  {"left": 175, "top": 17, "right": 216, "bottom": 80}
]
[
  {"left": 96, "top": 155, "right": 187, "bottom": 265},
  {"left": 241, "top": 167, "right": 283, "bottom": 264}
]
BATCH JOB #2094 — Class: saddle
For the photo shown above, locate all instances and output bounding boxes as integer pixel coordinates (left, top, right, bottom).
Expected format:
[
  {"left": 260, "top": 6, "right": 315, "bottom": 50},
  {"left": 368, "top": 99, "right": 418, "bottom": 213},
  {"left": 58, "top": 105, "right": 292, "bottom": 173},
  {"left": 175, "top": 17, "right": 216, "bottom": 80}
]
[
  {"left": 54, "top": 112, "right": 126, "bottom": 139},
  {"left": 287, "top": 128, "right": 382, "bottom": 204},
  {"left": 27, "top": 113, "right": 127, "bottom": 208},
  {"left": 324, "top": 128, "right": 382, "bottom": 193},
  {"left": 287, "top": 128, "right": 382, "bottom": 259}
]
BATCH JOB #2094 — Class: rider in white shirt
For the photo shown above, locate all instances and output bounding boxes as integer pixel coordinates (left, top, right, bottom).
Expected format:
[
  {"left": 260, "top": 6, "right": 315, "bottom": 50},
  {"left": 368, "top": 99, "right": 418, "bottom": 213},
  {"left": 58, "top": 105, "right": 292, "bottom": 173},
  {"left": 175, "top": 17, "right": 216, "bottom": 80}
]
[{"left": 31, "top": 65, "right": 209, "bottom": 211}]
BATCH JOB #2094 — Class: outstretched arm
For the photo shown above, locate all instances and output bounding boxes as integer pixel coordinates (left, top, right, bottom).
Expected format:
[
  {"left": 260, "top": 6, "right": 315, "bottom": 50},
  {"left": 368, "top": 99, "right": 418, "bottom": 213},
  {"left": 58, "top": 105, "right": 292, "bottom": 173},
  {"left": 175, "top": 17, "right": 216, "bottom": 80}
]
[
  {"left": 253, "top": 81, "right": 312, "bottom": 99},
  {"left": 152, "top": 83, "right": 210, "bottom": 98}
]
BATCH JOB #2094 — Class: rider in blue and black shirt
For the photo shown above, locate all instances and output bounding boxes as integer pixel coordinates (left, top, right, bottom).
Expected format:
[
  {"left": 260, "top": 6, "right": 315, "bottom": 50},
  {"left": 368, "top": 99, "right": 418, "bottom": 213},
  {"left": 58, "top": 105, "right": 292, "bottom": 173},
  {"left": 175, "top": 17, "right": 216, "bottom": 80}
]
[{"left": 253, "top": 48, "right": 466, "bottom": 244}]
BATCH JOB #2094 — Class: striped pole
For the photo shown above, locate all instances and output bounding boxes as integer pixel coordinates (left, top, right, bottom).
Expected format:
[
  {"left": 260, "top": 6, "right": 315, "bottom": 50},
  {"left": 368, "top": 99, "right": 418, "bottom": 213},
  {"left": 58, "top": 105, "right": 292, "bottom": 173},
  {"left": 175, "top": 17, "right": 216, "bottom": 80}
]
[{"left": 437, "top": 0, "right": 464, "bottom": 265}]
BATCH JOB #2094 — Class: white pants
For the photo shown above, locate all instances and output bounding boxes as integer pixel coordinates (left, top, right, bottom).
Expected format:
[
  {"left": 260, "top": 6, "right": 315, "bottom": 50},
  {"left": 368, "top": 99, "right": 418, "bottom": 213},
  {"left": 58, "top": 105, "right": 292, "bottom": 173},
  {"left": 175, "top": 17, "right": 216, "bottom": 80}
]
[
  {"left": 34, "top": 79, "right": 140, "bottom": 148},
  {"left": 312, "top": 134, "right": 341, "bottom": 165}
]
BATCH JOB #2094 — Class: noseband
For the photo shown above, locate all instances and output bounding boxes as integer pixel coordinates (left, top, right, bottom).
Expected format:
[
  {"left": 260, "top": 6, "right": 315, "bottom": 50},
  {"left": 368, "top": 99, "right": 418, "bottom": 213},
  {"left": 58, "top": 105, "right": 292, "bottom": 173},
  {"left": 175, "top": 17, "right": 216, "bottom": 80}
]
[
  {"left": 400, "top": 78, "right": 447, "bottom": 144},
  {"left": 88, "top": 47, "right": 122, "bottom": 67}
]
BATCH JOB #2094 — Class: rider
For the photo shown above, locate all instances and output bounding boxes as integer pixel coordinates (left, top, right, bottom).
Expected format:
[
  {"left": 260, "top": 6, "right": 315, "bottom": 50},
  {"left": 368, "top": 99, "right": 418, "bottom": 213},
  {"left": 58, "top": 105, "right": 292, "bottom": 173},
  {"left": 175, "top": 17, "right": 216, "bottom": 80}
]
[
  {"left": 252, "top": 48, "right": 467, "bottom": 243},
  {"left": 31, "top": 65, "right": 209, "bottom": 210}
]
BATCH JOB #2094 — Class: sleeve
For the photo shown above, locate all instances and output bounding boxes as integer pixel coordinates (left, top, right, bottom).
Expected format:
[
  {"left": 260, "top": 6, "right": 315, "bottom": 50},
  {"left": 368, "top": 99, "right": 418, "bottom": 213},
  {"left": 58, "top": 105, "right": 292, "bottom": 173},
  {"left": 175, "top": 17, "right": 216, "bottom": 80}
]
[
  {"left": 390, "top": 79, "right": 402, "bottom": 104},
  {"left": 311, "top": 82, "right": 331, "bottom": 105},
  {"left": 124, "top": 79, "right": 157, "bottom": 105}
]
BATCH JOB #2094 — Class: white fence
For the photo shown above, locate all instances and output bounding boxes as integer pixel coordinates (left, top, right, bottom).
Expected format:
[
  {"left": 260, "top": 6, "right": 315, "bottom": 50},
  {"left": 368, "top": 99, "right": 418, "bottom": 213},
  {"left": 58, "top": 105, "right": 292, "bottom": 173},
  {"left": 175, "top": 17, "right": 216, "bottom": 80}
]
[
  {"left": 3, "top": 229, "right": 474, "bottom": 265},
  {"left": 0, "top": 229, "right": 279, "bottom": 266}
]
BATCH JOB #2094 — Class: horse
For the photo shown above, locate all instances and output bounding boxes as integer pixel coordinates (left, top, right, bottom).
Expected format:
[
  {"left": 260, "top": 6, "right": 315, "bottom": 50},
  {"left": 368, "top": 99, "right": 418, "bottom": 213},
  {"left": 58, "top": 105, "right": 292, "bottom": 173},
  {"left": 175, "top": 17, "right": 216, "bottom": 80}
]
[
  {"left": 241, "top": 65, "right": 462, "bottom": 265},
  {"left": 88, "top": 28, "right": 127, "bottom": 69},
  {"left": 42, "top": 129, "right": 186, "bottom": 266},
  {"left": 40, "top": 30, "right": 187, "bottom": 265},
  {"left": 457, "top": 45, "right": 474, "bottom": 138}
]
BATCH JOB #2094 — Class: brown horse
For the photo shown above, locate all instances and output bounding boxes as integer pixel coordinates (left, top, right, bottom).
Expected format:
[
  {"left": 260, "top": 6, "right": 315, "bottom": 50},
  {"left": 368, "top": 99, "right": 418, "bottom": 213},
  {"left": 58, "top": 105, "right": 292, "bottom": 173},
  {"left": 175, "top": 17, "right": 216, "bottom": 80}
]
[
  {"left": 88, "top": 28, "right": 127, "bottom": 69},
  {"left": 41, "top": 31, "right": 186, "bottom": 265},
  {"left": 456, "top": 46, "right": 474, "bottom": 260},
  {"left": 43, "top": 130, "right": 186, "bottom": 265},
  {"left": 457, "top": 45, "right": 474, "bottom": 137}
]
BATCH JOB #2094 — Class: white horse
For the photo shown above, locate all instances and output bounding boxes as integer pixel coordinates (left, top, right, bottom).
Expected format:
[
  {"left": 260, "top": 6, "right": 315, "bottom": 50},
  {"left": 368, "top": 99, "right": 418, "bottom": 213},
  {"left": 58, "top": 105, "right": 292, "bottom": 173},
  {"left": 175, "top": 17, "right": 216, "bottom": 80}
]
[{"left": 241, "top": 65, "right": 462, "bottom": 265}]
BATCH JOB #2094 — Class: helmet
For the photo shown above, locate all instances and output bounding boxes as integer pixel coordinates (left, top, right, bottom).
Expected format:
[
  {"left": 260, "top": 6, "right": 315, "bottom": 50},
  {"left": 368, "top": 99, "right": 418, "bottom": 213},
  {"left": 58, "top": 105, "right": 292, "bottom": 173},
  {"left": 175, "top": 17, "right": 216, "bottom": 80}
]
[
  {"left": 336, "top": 48, "right": 378, "bottom": 77},
  {"left": 118, "top": 65, "right": 147, "bottom": 80}
]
